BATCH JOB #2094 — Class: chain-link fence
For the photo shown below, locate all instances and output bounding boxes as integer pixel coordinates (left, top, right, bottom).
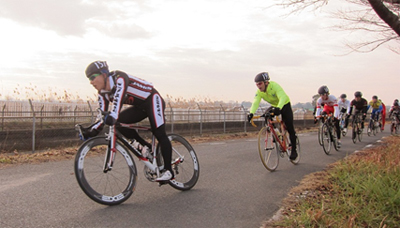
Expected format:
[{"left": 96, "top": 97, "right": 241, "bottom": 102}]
[{"left": 0, "top": 100, "right": 315, "bottom": 153}]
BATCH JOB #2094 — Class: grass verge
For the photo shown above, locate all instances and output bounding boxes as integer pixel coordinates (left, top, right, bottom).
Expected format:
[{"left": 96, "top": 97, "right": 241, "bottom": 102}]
[{"left": 263, "top": 136, "right": 400, "bottom": 227}]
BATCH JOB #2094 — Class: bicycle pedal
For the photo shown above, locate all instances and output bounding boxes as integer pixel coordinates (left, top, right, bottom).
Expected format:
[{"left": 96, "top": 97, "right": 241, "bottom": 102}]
[{"left": 158, "top": 181, "right": 169, "bottom": 187}]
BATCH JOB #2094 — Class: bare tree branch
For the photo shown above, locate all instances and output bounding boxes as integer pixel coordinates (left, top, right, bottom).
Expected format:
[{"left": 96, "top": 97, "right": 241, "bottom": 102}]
[{"left": 276, "top": 0, "right": 400, "bottom": 53}]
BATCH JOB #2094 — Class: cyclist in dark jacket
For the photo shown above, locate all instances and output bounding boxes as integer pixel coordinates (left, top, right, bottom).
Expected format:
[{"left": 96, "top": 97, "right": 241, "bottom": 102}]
[{"left": 80, "top": 61, "right": 173, "bottom": 181}]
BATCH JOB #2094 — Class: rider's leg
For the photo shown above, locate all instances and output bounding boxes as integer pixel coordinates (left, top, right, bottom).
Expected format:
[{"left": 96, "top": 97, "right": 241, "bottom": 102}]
[
  {"left": 281, "top": 103, "right": 297, "bottom": 158},
  {"left": 117, "top": 106, "right": 152, "bottom": 148},
  {"left": 144, "top": 91, "right": 173, "bottom": 179}
]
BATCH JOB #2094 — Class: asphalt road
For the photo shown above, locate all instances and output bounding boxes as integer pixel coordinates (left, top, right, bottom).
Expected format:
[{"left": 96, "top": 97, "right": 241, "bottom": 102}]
[{"left": 0, "top": 130, "right": 390, "bottom": 228}]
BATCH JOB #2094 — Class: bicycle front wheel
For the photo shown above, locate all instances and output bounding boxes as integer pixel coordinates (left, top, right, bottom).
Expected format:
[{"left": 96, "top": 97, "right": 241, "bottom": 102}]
[
  {"left": 321, "top": 123, "right": 331, "bottom": 155},
  {"left": 318, "top": 124, "right": 323, "bottom": 146},
  {"left": 352, "top": 122, "right": 357, "bottom": 144},
  {"left": 74, "top": 137, "right": 137, "bottom": 206},
  {"left": 157, "top": 134, "right": 200, "bottom": 191},
  {"left": 258, "top": 127, "right": 279, "bottom": 171}
]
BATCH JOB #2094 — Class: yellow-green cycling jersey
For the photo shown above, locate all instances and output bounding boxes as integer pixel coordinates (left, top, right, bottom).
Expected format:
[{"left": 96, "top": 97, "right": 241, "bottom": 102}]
[
  {"left": 368, "top": 100, "right": 382, "bottom": 110},
  {"left": 250, "top": 81, "right": 290, "bottom": 114}
]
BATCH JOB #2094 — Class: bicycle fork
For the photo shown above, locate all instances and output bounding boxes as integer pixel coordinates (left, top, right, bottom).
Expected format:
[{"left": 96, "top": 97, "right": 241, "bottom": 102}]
[{"left": 103, "top": 126, "right": 117, "bottom": 173}]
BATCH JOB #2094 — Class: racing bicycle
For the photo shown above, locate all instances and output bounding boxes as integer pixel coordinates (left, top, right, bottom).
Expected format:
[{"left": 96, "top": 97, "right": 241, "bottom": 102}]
[
  {"left": 338, "top": 112, "right": 348, "bottom": 137},
  {"left": 318, "top": 114, "right": 339, "bottom": 155},
  {"left": 251, "top": 113, "right": 300, "bottom": 172},
  {"left": 74, "top": 110, "right": 200, "bottom": 205},
  {"left": 390, "top": 112, "right": 400, "bottom": 135},
  {"left": 351, "top": 113, "right": 364, "bottom": 143},
  {"left": 367, "top": 113, "right": 382, "bottom": 136}
]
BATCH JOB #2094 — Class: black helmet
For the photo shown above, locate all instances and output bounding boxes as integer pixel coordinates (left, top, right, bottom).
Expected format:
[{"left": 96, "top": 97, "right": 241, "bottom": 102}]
[
  {"left": 394, "top": 99, "right": 399, "bottom": 106},
  {"left": 85, "top": 61, "right": 109, "bottom": 78},
  {"left": 372, "top": 95, "right": 378, "bottom": 99},
  {"left": 354, "top": 91, "right": 362, "bottom": 97},
  {"left": 340, "top": 94, "right": 347, "bottom": 99},
  {"left": 318, "top": 85, "right": 329, "bottom": 95},
  {"left": 254, "top": 72, "right": 270, "bottom": 82}
]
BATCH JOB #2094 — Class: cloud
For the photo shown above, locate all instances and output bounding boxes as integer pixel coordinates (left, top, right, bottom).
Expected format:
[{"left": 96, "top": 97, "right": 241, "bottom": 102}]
[{"left": 0, "top": 0, "right": 152, "bottom": 38}]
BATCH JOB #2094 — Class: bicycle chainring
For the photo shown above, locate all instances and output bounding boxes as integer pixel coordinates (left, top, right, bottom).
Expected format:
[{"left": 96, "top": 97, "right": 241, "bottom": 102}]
[{"left": 143, "top": 166, "right": 157, "bottom": 182}]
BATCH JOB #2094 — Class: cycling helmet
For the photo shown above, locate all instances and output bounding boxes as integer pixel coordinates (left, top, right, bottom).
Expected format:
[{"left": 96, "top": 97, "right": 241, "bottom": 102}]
[
  {"left": 372, "top": 95, "right": 378, "bottom": 99},
  {"left": 254, "top": 72, "right": 270, "bottom": 82},
  {"left": 394, "top": 99, "right": 399, "bottom": 106},
  {"left": 85, "top": 61, "right": 109, "bottom": 78},
  {"left": 340, "top": 94, "right": 347, "bottom": 99},
  {"left": 318, "top": 85, "right": 329, "bottom": 95},
  {"left": 354, "top": 91, "right": 362, "bottom": 97}
]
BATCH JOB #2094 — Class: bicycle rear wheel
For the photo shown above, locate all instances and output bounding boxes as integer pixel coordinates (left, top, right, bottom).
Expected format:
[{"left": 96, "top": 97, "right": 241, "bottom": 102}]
[
  {"left": 157, "top": 134, "right": 200, "bottom": 191},
  {"left": 258, "top": 127, "right": 279, "bottom": 171},
  {"left": 331, "top": 126, "right": 339, "bottom": 151},
  {"left": 74, "top": 137, "right": 137, "bottom": 206},
  {"left": 358, "top": 123, "right": 363, "bottom": 142},
  {"left": 340, "top": 119, "right": 347, "bottom": 137},
  {"left": 289, "top": 137, "right": 301, "bottom": 165},
  {"left": 367, "top": 120, "right": 372, "bottom": 137},
  {"left": 321, "top": 123, "right": 331, "bottom": 155}
]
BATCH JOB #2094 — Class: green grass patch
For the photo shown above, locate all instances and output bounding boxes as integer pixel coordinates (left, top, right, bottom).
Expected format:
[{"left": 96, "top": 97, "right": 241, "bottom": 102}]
[{"left": 266, "top": 136, "right": 400, "bottom": 227}]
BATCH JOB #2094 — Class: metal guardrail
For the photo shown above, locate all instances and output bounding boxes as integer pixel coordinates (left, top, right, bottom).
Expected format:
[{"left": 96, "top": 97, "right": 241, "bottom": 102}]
[{"left": 0, "top": 100, "right": 315, "bottom": 153}]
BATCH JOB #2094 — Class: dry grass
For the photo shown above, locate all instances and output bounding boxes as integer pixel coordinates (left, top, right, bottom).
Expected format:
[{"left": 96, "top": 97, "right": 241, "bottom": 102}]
[{"left": 263, "top": 135, "right": 400, "bottom": 228}]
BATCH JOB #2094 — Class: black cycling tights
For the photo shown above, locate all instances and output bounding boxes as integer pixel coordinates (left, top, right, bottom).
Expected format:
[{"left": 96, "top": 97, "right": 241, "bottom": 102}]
[
  {"left": 116, "top": 94, "right": 172, "bottom": 172},
  {"left": 281, "top": 103, "right": 297, "bottom": 153}
]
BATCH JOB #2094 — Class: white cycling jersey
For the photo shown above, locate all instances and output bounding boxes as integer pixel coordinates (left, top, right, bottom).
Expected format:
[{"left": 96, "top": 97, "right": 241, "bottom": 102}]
[{"left": 338, "top": 99, "right": 350, "bottom": 112}]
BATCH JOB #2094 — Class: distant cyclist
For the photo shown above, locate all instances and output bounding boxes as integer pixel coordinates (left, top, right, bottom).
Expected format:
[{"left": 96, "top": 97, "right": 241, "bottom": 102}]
[
  {"left": 389, "top": 99, "right": 400, "bottom": 122},
  {"left": 380, "top": 99, "right": 386, "bottom": 131},
  {"left": 311, "top": 94, "right": 320, "bottom": 124},
  {"left": 348, "top": 91, "right": 368, "bottom": 130},
  {"left": 367, "top": 95, "right": 383, "bottom": 132},
  {"left": 315, "top": 85, "right": 341, "bottom": 148},
  {"left": 337, "top": 94, "right": 350, "bottom": 132},
  {"left": 247, "top": 72, "right": 298, "bottom": 160}
]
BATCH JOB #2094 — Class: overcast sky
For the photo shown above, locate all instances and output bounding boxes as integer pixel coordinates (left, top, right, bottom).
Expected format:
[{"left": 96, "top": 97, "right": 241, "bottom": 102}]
[{"left": 0, "top": 0, "right": 399, "bottom": 105}]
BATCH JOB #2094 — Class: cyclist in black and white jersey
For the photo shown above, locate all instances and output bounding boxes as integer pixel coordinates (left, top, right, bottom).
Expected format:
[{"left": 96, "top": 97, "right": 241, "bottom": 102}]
[
  {"left": 338, "top": 94, "right": 350, "bottom": 132},
  {"left": 79, "top": 61, "right": 174, "bottom": 181},
  {"left": 348, "top": 91, "right": 368, "bottom": 129}
]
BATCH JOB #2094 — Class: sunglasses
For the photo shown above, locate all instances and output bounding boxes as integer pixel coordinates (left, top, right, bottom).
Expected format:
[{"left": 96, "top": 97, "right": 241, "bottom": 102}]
[{"left": 89, "top": 73, "right": 101, "bottom": 81}]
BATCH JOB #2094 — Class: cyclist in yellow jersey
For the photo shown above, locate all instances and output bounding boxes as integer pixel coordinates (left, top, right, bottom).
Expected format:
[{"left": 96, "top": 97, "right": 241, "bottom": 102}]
[
  {"left": 247, "top": 72, "right": 298, "bottom": 160},
  {"left": 367, "top": 95, "right": 383, "bottom": 133}
]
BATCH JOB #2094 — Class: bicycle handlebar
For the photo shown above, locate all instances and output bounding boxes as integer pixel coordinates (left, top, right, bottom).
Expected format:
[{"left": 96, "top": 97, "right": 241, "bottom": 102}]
[{"left": 250, "top": 113, "right": 280, "bottom": 127}]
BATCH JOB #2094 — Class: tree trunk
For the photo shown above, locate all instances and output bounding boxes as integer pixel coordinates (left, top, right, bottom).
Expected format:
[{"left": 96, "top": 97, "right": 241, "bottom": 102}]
[{"left": 368, "top": 0, "right": 400, "bottom": 36}]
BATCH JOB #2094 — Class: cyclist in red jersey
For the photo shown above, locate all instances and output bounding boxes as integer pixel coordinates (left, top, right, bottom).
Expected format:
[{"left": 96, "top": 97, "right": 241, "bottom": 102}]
[
  {"left": 379, "top": 99, "right": 386, "bottom": 131},
  {"left": 79, "top": 61, "right": 174, "bottom": 181},
  {"left": 315, "top": 85, "right": 341, "bottom": 148}
]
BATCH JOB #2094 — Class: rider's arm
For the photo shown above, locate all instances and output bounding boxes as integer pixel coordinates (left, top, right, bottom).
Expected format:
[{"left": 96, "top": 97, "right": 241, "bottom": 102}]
[
  {"left": 346, "top": 100, "right": 351, "bottom": 112},
  {"left": 250, "top": 90, "right": 262, "bottom": 114},
  {"left": 334, "top": 104, "right": 340, "bottom": 119},
  {"left": 362, "top": 99, "right": 368, "bottom": 114},
  {"left": 315, "top": 98, "right": 322, "bottom": 117},
  {"left": 109, "top": 76, "right": 128, "bottom": 121},
  {"left": 274, "top": 83, "right": 290, "bottom": 109},
  {"left": 89, "top": 94, "right": 108, "bottom": 131}
]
